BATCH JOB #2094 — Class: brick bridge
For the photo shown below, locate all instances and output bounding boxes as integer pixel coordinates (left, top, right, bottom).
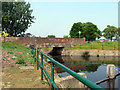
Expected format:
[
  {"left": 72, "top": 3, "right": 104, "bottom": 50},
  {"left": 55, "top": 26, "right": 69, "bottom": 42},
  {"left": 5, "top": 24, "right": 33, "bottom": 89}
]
[
  {"left": 0, "top": 37, "right": 85, "bottom": 46},
  {"left": 1, "top": 37, "right": 86, "bottom": 55}
]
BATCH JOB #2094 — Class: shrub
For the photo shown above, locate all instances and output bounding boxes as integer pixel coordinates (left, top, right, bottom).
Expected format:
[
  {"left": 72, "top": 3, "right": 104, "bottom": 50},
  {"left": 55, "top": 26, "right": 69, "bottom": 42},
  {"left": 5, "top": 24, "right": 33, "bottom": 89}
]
[
  {"left": 22, "top": 64, "right": 27, "bottom": 66},
  {"left": 10, "top": 65, "right": 14, "bottom": 67},
  {"left": 82, "top": 51, "right": 90, "bottom": 57},
  {"left": 16, "top": 59, "right": 25, "bottom": 64},
  {"left": 8, "top": 51, "right": 14, "bottom": 54},
  {"left": 11, "top": 58, "right": 16, "bottom": 60}
]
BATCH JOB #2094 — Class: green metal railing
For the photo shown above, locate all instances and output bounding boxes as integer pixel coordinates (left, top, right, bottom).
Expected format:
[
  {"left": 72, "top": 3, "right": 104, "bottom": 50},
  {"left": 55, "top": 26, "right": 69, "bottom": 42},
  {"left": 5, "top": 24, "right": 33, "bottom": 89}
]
[
  {"left": 30, "top": 45, "right": 104, "bottom": 90},
  {"left": 71, "top": 44, "right": 118, "bottom": 50}
]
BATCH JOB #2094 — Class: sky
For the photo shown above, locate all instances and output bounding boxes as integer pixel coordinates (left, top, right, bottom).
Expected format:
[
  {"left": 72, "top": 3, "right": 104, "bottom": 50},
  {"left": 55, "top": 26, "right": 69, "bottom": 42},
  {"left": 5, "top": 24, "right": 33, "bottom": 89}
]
[{"left": 25, "top": 0, "right": 118, "bottom": 37}]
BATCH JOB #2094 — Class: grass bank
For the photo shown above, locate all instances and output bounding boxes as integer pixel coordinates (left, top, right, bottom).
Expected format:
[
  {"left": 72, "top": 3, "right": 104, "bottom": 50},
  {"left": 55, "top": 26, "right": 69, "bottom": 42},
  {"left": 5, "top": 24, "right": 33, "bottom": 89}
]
[
  {"left": 2, "top": 42, "right": 34, "bottom": 65},
  {"left": 1, "top": 42, "right": 49, "bottom": 88}
]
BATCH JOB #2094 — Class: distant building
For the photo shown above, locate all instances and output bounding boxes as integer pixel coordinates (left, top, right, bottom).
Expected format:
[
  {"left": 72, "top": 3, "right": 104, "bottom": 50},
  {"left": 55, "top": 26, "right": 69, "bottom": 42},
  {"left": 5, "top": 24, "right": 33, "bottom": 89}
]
[
  {"left": 98, "top": 36, "right": 108, "bottom": 42},
  {"left": 112, "top": 37, "right": 117, "bottom": 41},
  {"left": 21, "top": 33, "right": 32, "bottom": 37}
]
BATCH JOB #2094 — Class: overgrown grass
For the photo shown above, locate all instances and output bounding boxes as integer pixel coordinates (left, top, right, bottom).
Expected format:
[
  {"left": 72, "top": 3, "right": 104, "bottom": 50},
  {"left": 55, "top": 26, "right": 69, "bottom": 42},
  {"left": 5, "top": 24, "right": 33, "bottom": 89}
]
[
  {"left": 70, "top": 41, "right": 118, "bottom": 50},
  {"left": 1, "top": 42, "right": 34, "bottom": 64}
]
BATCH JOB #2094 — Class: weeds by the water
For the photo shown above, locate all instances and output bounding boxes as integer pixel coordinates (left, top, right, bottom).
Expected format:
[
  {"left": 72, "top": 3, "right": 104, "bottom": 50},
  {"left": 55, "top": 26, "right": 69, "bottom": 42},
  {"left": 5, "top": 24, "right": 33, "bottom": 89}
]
[{"left": 82, "top": 51, "right": 90, "bottom": 57}]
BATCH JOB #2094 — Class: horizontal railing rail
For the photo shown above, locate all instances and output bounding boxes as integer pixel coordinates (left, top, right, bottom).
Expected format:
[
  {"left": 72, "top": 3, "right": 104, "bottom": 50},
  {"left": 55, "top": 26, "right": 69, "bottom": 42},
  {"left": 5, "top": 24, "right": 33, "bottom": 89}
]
[
  {"left": 70, "top": 44, "right": 118, "bottom": 50},
  {"left": 30, "top": 45, "right": 104, "bottom": 90}
]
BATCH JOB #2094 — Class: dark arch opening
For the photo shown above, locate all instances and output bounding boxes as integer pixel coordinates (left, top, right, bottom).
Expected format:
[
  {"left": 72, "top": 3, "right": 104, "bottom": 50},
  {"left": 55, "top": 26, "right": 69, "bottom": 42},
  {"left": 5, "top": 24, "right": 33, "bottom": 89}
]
[{"left": 49, "top": 47, "right": 64, "bottom": 56}]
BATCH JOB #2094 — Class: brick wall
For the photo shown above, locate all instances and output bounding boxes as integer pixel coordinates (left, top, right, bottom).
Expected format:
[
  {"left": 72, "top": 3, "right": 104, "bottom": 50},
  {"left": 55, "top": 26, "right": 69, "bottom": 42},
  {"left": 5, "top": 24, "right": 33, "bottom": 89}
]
[{"left": 0, "top": 37, "right": 85, "bottom": 45}]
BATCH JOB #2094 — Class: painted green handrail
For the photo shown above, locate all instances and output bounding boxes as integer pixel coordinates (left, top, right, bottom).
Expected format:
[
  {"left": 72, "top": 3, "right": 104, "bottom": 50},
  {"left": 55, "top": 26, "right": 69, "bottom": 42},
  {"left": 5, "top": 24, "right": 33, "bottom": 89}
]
[{"left": 30, "top": 45, "right": 104, "bottom": 90}]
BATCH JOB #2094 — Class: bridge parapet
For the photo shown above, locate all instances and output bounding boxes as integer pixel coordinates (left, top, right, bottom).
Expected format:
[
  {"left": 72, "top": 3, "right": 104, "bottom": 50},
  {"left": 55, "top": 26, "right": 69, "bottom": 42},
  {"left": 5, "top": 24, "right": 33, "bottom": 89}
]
[
  {"left": 0, "top": 37, "right": 85, "bottom": 45},
  {"left": 35, "top": 44, "right": 72, "bottom": 48}
]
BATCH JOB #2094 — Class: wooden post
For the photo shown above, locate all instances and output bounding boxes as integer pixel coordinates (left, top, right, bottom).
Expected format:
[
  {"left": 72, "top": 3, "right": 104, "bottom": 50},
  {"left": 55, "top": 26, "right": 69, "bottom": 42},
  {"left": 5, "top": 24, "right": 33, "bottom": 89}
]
[{"left": 107, "top": 64, "right": 115, "bottom": 79}]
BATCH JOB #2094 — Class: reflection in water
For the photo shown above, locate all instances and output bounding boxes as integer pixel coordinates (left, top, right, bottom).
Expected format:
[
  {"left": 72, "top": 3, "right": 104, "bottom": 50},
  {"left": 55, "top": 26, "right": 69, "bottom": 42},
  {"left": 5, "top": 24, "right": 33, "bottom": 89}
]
[
  {"left": 52, "top": 55, "right": 120, "bottom": 89},
  {"left": 107, "top": 79, "right": 115, "bottom": 89}
]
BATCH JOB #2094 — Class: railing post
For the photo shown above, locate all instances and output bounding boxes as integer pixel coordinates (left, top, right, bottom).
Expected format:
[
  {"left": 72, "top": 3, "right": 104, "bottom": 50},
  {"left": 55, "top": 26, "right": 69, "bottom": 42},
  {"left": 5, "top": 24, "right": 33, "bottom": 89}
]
[
  {"left": 34, "top": 48, "right": 36, "bottom": 62},
  {"left": 80, "top": 44, "right": 81, "bottom": 49},
  {"left": 114, "top": 45, "right": 115, "bottom": 50},
  {"left": 41, "top": 53, "right": 43, "bottom": 81},
  {"left": 37, "top": 50, "right": 39, "bottom": 70},
  {"left": 51, "top": 62, "right": 54, "bottom": 90},
  {"left": 91, "top": 45, "right": 92, "bottom": 49},
  {"left": 102, "top": 44, "right": 103, "bottom": 50}
]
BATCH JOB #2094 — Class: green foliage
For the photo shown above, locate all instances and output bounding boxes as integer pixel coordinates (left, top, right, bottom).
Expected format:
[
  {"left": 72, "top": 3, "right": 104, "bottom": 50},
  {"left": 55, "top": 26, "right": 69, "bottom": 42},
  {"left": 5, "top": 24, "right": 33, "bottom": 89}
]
[
  {"left": 70, "top": 22, "right": 82, "bottom": 38},
  {"left": 85, "top": 64, "right": 99, "bottom": 72},
  {"left": 69, "top": 22, "right": 102, "bottom": 41},
  {"left": 8, "top": 51, "right": 14, "bottom": 54},
  {"left": 11, "top": 58, "right": 16, "bottom": 60},
  {"left": 22, "top": 64, "right": 27, "bottom": 66},
  {"left": 82, "top": 51, "right": 90, "bottom": 57},
  {"left": 47, "top": 35, "right": 55, "bottom": 38},
  {"left": 63, "top": 35, "right": 69, "bottom": 38},
  {"left": 16, "top": 59, "right": 25, "bottom": 64},
  {"left": 2, "top": 2, "right": 35, "bottom": 36},
  {"left": 2, "top": 42, "right": 34, "bottom": 64},
  {"left": 58, "top": 74, "right": 61, "bottom": 78},
  {"left": 42, "top": 80, "right": 48, "bottom": 84},
  {"left": 10, "top": 65, "right": 14, "bottom": 67},
  {"left": 103, "top": 25, "right": 117, "bottom": 41}
]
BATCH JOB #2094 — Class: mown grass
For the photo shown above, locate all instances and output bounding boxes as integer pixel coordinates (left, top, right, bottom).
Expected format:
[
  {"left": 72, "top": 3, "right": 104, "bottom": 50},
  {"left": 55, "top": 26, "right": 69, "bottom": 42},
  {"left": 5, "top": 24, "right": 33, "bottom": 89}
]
[
  {"left": 70, "top": 41, "right": 118, "bottom": 50},
  {"left": 1, "top": 42, "right": 34, "bottom": 64}
]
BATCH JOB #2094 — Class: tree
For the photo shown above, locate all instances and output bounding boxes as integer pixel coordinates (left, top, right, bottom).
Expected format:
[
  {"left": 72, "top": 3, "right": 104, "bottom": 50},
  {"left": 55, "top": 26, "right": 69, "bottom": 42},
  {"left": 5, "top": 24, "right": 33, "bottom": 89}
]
[
  {"left": 69, "top": 22, "right": 102, "bottom": 41},
  {"left": 63, "top": 35, "right": 69, "bottom": 38},
  {"left": 103, "top": 25, "right": 117, "bottom": 41},
  {"left": 2, "top": 2, "right": 35, "bottom": 36},
  {"left": 82, "top": 22, "right": 101, "bottom": 41},
  {"left": 69, "top": 22, "right": 82, "bottom": 38},
  {"left": 48, "top": 35, "right": 56, "bottom": 38}
]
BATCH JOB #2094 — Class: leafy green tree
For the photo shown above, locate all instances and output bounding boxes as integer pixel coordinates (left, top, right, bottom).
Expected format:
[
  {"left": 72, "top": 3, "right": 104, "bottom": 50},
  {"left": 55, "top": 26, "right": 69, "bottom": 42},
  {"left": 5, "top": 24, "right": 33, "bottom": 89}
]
[
  {"left": 82, "top": 22, "right": 101, "bottom": 41},
  {"left": 69, "top": 22, "right": 102, "bottom": 41},
  {"left": 69, "top": 22, "right": 82, "bottom": 38},
  {"left": 103, "top": 25, "right": 117, "bottom": 41},
  {"left": 63, "top": 35, "right": 69, "bottom": 38},
  {"left": 2, "top": 2, "right": 35, "bottom": 36},
  {"left": 48, "top": 35, "right": 56, "bottom": 38}
]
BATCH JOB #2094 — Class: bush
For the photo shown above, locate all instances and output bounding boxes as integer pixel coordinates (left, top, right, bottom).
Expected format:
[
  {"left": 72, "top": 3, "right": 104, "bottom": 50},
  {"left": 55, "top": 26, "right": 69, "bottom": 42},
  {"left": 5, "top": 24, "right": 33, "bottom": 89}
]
[
  {"left": 10, "top": 65, "right": 14, "bottom": 67},
  {"left": 82, "top": 51, "right": 90, "bottom": 57},
  {"left": 22, "top": 64, "right": 27, "bottom": 66},
  {"left": 8, "top": 51, "right": 14, "bottom": 54},
  {"left": 16, "top": 59, "right": 25, "bottom": 64}
]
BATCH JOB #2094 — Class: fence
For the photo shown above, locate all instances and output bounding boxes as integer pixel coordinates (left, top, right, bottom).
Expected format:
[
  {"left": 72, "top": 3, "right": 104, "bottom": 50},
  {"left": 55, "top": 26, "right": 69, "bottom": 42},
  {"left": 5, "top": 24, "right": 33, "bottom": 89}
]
[
  {"left": 70, "top": 44, "right": 118, "bottom": 50},
  {"left": 30, "top": 45, "right": 104, "bottom": 90}
]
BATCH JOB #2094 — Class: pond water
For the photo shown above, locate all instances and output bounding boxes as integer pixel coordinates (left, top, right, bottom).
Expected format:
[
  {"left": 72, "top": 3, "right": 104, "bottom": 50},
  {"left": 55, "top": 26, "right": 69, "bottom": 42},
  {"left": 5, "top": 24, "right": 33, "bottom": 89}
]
[{"left": 52, "top": 56, "right": 120, "bottom": 89}]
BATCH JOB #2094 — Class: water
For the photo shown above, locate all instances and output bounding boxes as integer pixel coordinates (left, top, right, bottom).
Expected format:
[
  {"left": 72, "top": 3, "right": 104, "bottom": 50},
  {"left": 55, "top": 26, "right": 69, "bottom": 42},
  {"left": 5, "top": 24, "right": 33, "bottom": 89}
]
[{"left": 52, "top": 55, "right": 120, "bottom": 89}]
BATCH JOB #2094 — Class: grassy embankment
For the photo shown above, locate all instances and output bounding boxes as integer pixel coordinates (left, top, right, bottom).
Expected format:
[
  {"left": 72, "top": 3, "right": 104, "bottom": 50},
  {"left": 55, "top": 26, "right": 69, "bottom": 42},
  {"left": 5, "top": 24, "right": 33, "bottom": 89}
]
[
  {"left": 70, "top": 41, "right": 118, "bottom": 50},
  {"left": 1, "top": 42, "right": 49, "bottom": 88},
  {"left": 2, "top": 42, "right": 34, "bottom": 65}
]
